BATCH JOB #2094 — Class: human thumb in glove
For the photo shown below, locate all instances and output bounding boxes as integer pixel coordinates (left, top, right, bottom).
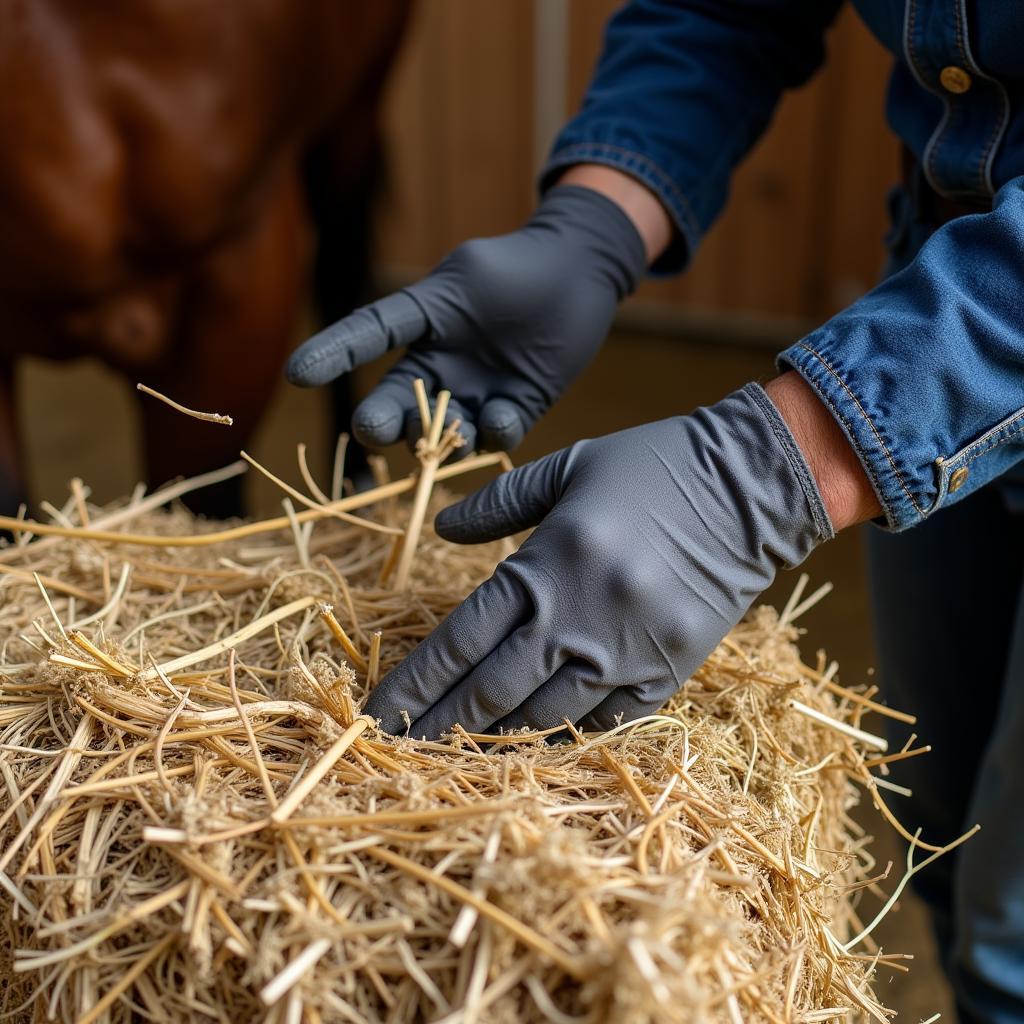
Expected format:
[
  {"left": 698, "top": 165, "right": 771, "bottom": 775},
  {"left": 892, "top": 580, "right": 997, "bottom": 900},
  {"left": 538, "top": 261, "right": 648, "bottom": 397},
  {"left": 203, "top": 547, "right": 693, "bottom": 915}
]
[
  {"left": 286, "top": 184, "right": 647, "bottom": 458},
  {"left": 363, "top": 379, "right": 864, "bottom": 739}
]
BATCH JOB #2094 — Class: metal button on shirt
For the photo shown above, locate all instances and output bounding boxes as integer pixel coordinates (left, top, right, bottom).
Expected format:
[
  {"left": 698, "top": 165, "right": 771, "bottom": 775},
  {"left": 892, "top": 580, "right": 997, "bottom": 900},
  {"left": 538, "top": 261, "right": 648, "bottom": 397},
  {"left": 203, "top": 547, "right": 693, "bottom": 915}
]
[
  {"left": 940, "top": 66, "right": 973, "bottom": 94},
  {"left": 949, "top": 466, "right": 970, "bottom": 493}
]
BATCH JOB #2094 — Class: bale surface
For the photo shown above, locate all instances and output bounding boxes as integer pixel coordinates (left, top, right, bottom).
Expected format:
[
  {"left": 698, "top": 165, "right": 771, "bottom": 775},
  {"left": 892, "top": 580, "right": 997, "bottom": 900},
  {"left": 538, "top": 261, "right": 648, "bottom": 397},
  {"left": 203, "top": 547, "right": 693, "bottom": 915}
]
[{"left": 0, "top": 468, "right": 923, "bottom": 1023}]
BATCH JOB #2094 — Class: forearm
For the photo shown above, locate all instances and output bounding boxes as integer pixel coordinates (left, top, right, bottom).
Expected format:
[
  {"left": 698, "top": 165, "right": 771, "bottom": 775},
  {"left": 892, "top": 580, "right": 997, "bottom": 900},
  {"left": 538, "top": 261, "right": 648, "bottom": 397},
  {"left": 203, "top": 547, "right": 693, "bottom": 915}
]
[
  {"left": 559, "top": 164, "right": 673, "bottom": 266},
  {"left": 544, "top": 0, "right": 843, "bottom": 273},
  {"left": 779, "top": 177, "right": 1024, "bottom": 531},
  {"left": 568, "top": 171, "right": 1024, "bottom": 535},
  {"left": 766, "top": 372, "right": 880, "bottom": 531},
  {"left": 557, "top": 167, "right": 877, "bottom": 532}
]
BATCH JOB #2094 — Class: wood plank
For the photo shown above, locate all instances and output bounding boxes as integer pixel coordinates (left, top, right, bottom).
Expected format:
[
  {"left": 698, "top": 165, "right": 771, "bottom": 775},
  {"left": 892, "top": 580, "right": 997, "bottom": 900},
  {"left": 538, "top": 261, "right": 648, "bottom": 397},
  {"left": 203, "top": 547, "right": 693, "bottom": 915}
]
[
  {"left": 813, "top": 6, "right": 900, "bottom": 317},
  {"left": 378, "top": 1, "right": 897, "bottom": 324},
  {"left": 376, "top": 0, "right": 535, "bottom": 271}
]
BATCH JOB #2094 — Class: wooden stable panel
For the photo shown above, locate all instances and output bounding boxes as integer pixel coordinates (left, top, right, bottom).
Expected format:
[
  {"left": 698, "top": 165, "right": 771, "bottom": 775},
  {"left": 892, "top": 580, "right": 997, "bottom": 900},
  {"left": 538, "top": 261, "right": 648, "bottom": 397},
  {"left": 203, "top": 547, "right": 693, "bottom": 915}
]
[
  {"left": 374, "top": 0, "right": 537, "bottom": 270},
  {"left": 376, "top": 1, "right": 899, "bottom": 328}
]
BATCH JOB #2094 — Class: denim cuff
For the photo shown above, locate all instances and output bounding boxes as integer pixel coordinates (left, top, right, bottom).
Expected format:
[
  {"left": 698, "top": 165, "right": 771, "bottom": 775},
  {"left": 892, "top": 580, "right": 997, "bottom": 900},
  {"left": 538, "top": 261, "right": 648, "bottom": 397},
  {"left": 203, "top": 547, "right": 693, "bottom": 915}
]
[
  {"left": 778, "top": 341, "right": 923, "bottom": 532},
  {"left": 540, "top": 141, "right": 698, "bottom": 277}
]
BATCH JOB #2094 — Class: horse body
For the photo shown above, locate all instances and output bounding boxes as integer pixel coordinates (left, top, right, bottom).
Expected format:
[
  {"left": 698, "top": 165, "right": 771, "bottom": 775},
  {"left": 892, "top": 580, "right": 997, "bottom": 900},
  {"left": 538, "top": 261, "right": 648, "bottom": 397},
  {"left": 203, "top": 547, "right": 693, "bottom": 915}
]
[{"left": 0, "top": 0, "right": 410, "bottom": 514}]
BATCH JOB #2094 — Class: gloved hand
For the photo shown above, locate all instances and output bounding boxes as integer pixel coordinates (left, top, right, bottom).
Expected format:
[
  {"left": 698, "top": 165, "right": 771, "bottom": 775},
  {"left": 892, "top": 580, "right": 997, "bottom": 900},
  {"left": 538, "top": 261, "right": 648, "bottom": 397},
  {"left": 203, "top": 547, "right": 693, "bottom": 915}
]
[
  {"left": 286, "top": 186, "right": 646, "bottom": 455},
  {"left": 363, "top": 384, "right": 834, "bottom": 738}
]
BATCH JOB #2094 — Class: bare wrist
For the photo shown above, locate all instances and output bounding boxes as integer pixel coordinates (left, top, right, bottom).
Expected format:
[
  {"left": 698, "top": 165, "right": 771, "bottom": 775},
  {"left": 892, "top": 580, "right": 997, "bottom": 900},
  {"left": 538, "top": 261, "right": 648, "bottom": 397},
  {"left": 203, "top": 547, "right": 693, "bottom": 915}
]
[
  {"left": 764, "top": 372, "right": 881, "bottom": 531},
  {"left": 557, "top": 164, "right": 673, "bottom": 265}
]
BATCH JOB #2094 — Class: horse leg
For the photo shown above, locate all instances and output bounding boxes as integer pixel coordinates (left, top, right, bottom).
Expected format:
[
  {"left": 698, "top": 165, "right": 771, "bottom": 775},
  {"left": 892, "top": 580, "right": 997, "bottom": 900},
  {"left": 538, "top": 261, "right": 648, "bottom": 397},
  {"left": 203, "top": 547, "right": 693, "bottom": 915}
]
[
  {"left": 138, "top": 170, "right": 310, "bottom": 520},
  {"left": 303, "top": 2, "right": 411, "bottom": 488},
  {"left": 304, "top": 137, "right": 381, "bottom": 489},
  {"left": 0, "top": 359, "right": 26, "bottom": 518}
]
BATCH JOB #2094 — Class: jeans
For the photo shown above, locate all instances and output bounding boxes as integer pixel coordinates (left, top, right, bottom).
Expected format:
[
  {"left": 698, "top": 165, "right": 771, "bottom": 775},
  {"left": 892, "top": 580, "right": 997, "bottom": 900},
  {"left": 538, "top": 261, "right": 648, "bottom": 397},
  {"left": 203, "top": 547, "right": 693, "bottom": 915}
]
[
  {"left": 868, "top": 173, "right": 1024, "bottom": 1023},
  {"left": 868, "top": 476, "right": 1024, "bottom": 1023}
]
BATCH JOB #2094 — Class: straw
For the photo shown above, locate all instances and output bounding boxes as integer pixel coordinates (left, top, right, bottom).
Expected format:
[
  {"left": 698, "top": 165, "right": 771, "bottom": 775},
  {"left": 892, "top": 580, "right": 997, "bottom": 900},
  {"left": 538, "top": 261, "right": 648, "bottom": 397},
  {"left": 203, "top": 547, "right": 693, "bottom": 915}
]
[
  {"left": 137, "top": 383, "right": 234, "bottom": 426},
  {"left": 0, "top": 413, "right": 966, "bottom": 1023}
]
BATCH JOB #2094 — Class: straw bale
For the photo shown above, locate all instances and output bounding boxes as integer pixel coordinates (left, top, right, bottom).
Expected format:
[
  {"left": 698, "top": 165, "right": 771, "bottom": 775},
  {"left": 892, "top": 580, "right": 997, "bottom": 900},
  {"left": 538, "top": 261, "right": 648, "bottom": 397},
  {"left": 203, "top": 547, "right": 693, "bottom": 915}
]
[{"left": 0, "top": 445, "right": 961, "bottom": 1023}]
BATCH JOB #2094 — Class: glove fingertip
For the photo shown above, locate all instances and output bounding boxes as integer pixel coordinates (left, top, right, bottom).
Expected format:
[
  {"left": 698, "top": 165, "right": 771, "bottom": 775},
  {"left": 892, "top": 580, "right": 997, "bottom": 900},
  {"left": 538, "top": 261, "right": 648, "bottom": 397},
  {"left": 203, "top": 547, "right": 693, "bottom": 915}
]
[
  {"left": 362, "top": 682, "right": 408, "bottom": 736},
  {"left": 434, "top": 495, "right": 516, "bottom": 545},
  {"left": 285, "top": 344, "right": 333, "bottom": 388},
  {"left": 433, "top": 500, "right": 476, "bottom": 544},
  {"left": 286, "top": 316, "right": 380, "bottom": 388},
  {"left": 286, "top": 325, "right": 346, "bottom": 386},
  {"left": 286, "top": 293, "right": 430, "bottom": 388},
  {"left": 478, "top": 398, "right": 528, "bottom": 452},
  {"left": 352, "top": 392, "right": 407, "bottom": 449},
  {"left": 436, "top": 453, "right": 562, "bottom": 544}
]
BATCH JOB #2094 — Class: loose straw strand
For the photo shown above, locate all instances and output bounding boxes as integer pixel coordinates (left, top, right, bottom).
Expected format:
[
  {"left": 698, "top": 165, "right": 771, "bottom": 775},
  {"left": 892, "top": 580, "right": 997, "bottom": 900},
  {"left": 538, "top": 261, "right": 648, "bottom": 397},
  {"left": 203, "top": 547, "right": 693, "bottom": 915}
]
[
  {"left": 394, "top": 383, "right": 460, "bottom": 589},
  {"left": 137, "top": 383, "right": 233, "bottom": 426}
]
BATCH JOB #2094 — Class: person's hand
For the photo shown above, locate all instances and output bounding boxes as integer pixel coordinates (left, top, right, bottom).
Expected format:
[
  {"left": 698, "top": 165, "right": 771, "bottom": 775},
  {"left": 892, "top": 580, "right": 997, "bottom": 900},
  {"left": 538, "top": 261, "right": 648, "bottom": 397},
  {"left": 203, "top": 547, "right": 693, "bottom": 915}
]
[
  {"left": 286, "top": 185, "right": 647, "bottom": 455},
  {"left": 363, "top": 384, "right": 835, "bottom": 738}
]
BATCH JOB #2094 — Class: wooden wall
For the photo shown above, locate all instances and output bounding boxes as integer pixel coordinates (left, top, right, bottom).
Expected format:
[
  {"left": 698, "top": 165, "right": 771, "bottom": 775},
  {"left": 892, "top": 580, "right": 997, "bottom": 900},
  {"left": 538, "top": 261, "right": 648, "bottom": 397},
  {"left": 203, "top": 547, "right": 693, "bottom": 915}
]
[{"left": 375, "top": 1, "right": 899, "bottom": 331}]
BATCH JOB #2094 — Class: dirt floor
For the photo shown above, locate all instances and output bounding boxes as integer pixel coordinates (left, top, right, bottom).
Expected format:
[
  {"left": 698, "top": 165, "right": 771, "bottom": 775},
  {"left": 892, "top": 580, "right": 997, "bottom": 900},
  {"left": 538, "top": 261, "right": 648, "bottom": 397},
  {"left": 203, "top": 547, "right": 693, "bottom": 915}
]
[{"left": 17, "top": 329, "right": 953, "bottom": 1022}]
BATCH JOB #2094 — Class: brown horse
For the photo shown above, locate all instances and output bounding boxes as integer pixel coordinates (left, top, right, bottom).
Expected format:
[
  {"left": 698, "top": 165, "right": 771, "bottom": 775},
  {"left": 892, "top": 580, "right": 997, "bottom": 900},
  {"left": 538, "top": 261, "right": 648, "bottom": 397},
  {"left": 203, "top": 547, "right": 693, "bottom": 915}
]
[{"left": 0, "top": 0, "right": 411, "bottom": 517}]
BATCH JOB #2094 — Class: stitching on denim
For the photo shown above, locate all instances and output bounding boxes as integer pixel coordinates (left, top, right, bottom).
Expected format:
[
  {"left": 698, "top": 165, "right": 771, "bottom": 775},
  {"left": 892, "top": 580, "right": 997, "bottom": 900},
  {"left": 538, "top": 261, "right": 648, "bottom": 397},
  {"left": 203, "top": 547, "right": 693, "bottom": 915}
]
[
  {"left": 797, "top": 342, "right": 925, "bottom": 517},
  {"left": 948, "top": 0, "right": 988, "bottom": 194},
  {"left": 981, "top": 82, "right": 1011, "bottom": 195},
  {"left": 552, "top": 143, "right": 701, "bottom": 240},
  {"left": 962, "top": 424, "right": 1024, "bottom": 465},
  {"left": 981, "top": 74, "right": 1011, "bottom": 194},
  {"left": 903, "top": 0, "right": 951, "bottom": 195},
  {"left": 952, "top": 0, "right": 992, "bottom": 194},
  {"left": 976, "top": 100, "right": 1005, "bottom": 196},
  {"left": 954, "top": 409, "right": 1024, "bottom": 467},
  {"left": 955, "top": 0, "right": 1010, "bottom": 196},
  {"left": 546, "top": 143, "right": 701, "bottom": 242},
  {"left": 952, "top": 0, "right": 968, "bottom": 68}
]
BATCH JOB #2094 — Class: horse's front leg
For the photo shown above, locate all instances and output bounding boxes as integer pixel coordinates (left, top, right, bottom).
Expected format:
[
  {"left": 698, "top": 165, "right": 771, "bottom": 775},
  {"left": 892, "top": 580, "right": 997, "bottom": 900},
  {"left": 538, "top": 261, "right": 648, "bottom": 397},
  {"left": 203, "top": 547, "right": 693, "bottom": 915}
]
[
  {"left": 0, "top": 359, "right": 26, "bottom": 518},
  {"left": 138, "top": 171, "right": 310, "bottom": 520}
]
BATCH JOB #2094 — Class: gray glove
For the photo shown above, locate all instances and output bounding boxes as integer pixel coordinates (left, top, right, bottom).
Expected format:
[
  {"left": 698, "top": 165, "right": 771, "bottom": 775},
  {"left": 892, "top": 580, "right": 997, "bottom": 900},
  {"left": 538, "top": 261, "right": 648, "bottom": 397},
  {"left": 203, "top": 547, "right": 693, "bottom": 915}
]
[
  {"left": 363, "top": 385, "right": 833, "bottom": 738},
  {"left": 286, "top": 186, "right": 646, "bottom": 454}
]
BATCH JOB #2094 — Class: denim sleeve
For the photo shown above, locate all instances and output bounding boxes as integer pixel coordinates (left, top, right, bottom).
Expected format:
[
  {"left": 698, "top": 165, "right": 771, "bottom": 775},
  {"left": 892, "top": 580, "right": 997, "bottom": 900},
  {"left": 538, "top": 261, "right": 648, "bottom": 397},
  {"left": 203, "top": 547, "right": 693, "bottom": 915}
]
[
  {"left": 779, "top": 176, "right": 1024, "bottom": 532},
  {"left": 541, "top": 0, "right": 843, "bottom": 273}
]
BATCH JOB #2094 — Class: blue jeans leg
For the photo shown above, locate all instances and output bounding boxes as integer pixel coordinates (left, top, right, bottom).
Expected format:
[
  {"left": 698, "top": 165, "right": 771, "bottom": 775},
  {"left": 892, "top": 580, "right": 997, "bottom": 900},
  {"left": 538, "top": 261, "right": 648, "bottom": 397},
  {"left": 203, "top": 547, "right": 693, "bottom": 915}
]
[
  {"left": 867, "top": 480, "right": 1024, "bottom": 1023},
  {"left": 951, "top": 558, "right": 1024, "bottom": 1022}
]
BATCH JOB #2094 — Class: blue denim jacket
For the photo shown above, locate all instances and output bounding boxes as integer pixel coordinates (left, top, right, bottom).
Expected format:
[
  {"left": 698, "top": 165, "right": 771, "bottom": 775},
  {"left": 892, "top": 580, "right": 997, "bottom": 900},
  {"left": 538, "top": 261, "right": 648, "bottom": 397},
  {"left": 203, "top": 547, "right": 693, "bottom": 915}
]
[{"left": 543, "top": 1, "right": 1024, "bottom": 531}]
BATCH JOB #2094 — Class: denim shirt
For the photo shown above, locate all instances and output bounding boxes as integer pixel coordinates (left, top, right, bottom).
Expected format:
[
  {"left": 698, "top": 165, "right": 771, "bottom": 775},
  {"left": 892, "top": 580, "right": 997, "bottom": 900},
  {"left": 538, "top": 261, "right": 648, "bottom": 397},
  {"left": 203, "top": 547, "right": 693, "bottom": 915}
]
[{"left": 543, "top": 1, "right": 1024, "bottom": 531}]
